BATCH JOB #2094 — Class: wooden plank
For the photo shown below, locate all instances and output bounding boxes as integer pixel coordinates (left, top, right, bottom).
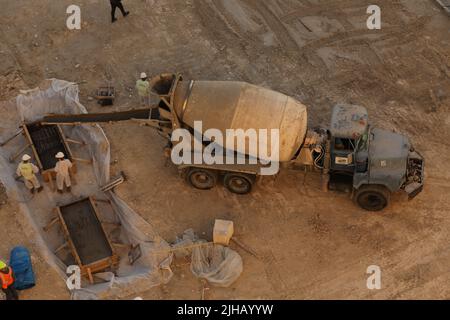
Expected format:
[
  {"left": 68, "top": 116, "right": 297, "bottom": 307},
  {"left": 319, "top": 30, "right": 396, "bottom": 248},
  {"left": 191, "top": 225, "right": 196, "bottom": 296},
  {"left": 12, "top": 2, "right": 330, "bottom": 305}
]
[
  {"left": 83, "top": 256, "right": 119, "bottom": 274},
  {"left": 66, "top": 138, "right": 85, "bottom": 145},
  {"left": 89, "top": 197, "right": 117, "bottom": 258},
  {"left": 111, "top": 242, "right": 129, "bottom": 248},
  {"left": 0, "top": 128, "right": 23, "bottom": 146},
  {"left": 72, "top": 157, "right": 92, "bottom": 164},
  {"left": 22, "top": 124, "right": 43, "bottom": 170},
  {"left": 92, "top": 197, "right": 111, "bottom": 204},
  {"left": 86, "top": 268, "right": 94, "bottom": 284},
  {"left": 43, "top": 216, "right": 60, "bottom": 232},
  {"left": 56, "top": 207, "right": 83, "bottom": 268},
  {"left": 56, "top": 124, "right": 74, "bottom": 160},
  {"left": 9, "top": 143, "right": 32, "bottom": 163},
  {"left": 54, "top": 242, "right": 69, "bottom": 254},
  {"left": 230, "top": 237, "right": 261, "bottom": 259},
  {"left": 40, "top": 122, "right": 83, "bottom": 126}
]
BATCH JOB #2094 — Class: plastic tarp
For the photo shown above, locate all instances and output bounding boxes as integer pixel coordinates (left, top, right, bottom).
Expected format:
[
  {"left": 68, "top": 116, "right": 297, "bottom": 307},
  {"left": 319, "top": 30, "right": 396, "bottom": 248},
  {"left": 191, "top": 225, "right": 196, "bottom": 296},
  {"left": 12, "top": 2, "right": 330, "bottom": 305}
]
[
  {"left": 0, "top": 79, "right": 173, "bottom": 300},
  {"left": 10, "top": 246, "right": 35, "bottom": 290},
  {"left": 191, "top": 244, "right": 243, "bottom": 287},
  {"left": 174, "top": 229, "right": 243, "bottom": 287}
]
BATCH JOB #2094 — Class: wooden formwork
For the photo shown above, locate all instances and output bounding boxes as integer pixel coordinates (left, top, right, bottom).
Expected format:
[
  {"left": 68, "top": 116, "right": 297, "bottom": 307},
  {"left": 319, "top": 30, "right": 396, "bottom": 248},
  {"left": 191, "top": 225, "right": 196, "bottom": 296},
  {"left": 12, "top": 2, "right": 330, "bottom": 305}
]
[
  {"left": 47, "top": 197, "right": 119, "bottom": 283},
  {"left": 21, "top": 122, "right": 79, "bottom": 190}
]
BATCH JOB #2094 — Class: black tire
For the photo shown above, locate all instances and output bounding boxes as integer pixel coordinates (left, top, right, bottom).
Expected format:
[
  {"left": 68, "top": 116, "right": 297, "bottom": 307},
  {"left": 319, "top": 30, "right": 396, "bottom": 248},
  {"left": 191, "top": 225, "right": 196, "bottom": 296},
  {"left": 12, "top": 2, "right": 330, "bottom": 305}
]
[
  {"left": 354, "top": 185, "right": 391, "bottom": 211},
  {"left": 223, "top": 173, "right": 254, "bottom": 195},
  {"left": 187, "top": 168, "right": 217, "bottom": 190}
]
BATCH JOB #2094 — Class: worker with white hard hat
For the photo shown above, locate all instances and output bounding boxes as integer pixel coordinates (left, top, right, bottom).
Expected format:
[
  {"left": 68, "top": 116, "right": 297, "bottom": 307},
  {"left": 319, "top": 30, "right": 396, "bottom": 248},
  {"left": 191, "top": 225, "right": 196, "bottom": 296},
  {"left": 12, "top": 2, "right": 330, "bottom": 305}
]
[
  {"left": 54, "top": 152, "right": 74, "bottom": 193},
  {"left": 16, "top": 154, "right": 43, "bottom": 194},
  {"left": 136, "top": 72, "right": 151, "bottom": 107}
]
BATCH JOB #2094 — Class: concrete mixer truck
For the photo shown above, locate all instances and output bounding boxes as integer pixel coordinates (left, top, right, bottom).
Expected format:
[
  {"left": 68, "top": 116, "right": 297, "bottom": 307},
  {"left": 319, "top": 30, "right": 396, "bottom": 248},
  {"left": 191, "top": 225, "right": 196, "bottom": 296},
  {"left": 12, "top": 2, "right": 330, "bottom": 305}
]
[{"left": 43, "top": 73, "right": 424, "bottom": 211}]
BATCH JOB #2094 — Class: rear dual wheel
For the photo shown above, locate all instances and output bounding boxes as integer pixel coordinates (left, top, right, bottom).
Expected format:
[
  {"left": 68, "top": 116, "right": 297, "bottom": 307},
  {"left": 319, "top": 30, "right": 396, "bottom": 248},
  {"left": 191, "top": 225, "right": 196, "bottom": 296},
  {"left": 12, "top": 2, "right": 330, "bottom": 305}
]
[
  {"left": 223, "top": 173, "right": 254, "bottom": 195},
  {"left": 187, "top": 168, "right": 218, "bottom": 190},
  {"left": 186, "top": 168, "right": 255, "bottom": 194}
]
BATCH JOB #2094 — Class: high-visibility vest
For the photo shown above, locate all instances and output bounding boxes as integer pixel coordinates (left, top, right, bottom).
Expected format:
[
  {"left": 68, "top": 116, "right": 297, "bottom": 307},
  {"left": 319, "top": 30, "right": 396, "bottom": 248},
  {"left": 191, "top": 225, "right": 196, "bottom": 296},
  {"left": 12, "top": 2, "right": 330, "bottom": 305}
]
[
  {"left": 0, "top": 268, "right": 14, "bottom": 289},
  {"left": 136, "top": 80, "right": 150, "bottom": 97},
  {"left": 19, "top": 162, "right": 34, "bottom": 180}
]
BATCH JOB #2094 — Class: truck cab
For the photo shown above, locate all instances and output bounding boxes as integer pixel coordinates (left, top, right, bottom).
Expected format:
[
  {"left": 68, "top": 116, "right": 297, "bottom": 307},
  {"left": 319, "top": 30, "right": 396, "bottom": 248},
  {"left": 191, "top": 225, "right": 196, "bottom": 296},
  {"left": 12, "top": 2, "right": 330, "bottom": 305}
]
[
  {"left": 327, "top": 104, "right": 368, "bottom": 192},
  {"left": 327, "top": 104, "right": 424, "bottom": 211}
]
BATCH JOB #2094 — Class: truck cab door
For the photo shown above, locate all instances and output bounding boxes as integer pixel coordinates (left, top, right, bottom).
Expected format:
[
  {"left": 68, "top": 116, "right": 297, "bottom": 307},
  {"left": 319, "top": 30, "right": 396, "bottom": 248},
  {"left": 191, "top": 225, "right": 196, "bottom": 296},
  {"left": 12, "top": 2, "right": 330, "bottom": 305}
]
[{"left": 331, "top": 137, "right": 355, "bottom": 173}]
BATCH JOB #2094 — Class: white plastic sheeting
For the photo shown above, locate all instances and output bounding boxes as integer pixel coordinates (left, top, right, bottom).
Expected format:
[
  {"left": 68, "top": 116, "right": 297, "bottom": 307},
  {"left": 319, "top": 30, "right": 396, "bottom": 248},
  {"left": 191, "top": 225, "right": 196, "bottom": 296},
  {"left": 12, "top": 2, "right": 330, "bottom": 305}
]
[
  {"left": 174, "top": 229, "right": 243, "bottom": 287},
  {"left": 0, "top": 79, "right": 173, "bottom": 300},
  {"left": 191, "top": 244, "right": 243, "bottom": 287}
]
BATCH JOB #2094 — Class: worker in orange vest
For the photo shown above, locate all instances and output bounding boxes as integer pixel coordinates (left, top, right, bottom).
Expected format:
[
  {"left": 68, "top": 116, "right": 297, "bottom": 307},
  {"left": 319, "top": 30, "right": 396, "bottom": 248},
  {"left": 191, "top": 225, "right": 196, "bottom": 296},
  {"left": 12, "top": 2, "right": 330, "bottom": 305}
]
[{"left": 0, "top": 260, "right": 18, "bottom": 300}]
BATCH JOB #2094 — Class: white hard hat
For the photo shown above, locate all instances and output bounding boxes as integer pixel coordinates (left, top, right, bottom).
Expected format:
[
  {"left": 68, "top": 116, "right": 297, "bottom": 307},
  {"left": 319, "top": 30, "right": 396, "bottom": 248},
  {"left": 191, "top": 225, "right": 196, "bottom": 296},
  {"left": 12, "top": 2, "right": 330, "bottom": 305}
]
[
  {"left": 22, "top": 154, "right": 31, "bottom": 161},
  {"left": 140, "top": 72, "right": 147, "bottom": 79},
  {"left": 55, "top": 152, "right": 65, "bottom": 159}
]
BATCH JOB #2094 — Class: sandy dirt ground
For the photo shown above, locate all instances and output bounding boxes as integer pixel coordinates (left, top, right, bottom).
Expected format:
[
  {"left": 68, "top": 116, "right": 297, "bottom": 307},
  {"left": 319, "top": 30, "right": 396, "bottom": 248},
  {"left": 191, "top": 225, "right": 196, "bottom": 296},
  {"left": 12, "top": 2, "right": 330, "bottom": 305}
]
[{"left": 0, "top": 0, "right": 449, "bottom": 299}]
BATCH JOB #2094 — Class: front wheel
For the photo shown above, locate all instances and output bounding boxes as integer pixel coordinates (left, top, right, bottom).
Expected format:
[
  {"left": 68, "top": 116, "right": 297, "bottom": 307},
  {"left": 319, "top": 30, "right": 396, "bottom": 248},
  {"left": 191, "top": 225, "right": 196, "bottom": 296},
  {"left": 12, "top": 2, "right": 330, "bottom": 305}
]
[
  {"left": 354, "top": 185, "right": 391, "bottom": 211},
  {"left": 223, "top": 173, "right": 254, "bottom": 195}
]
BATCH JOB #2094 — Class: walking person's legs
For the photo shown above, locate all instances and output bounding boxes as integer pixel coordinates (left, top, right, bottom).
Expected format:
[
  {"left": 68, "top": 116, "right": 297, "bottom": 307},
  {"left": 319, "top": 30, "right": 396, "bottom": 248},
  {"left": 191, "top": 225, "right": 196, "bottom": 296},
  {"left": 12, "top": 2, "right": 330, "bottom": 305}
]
[
  {"left": 30, "top": 175, "right": 42, "bottom": 192},
  {"left": 111, "top": 1, "right": 128, "bottom": 22},
  {"left": 117, "top": 3, "right": 127, "bottom": 16},
  {"left": 56, "top": 174, "right": 64, "bottom": 193},
  {"left": 111, "top": 4, "right": 117, "bottom": 22},
  {"left": 2, "top": 287, "right": 19, "bottom": 300},
  {"left": 64, "top": 175, "right": 72, "bottom": 192},
  {"left": 24, "top": 179, "right": 34, "bottom": 193},
  {"left": 140, "top": 95, "right": 149, "bottom": 107}
]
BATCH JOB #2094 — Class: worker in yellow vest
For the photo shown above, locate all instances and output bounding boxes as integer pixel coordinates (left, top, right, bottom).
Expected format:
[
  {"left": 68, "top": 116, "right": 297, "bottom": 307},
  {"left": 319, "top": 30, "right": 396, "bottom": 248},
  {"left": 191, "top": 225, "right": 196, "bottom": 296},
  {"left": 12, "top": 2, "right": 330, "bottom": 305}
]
[
  {"left": 0, "top": 260, "right": 18, "bottom": 300},
  {"left": 136, "top": 72, "right": 150, "bottom": 107},
  {"left": 16, "top": 154, "right": 43, "bottom": 194}
]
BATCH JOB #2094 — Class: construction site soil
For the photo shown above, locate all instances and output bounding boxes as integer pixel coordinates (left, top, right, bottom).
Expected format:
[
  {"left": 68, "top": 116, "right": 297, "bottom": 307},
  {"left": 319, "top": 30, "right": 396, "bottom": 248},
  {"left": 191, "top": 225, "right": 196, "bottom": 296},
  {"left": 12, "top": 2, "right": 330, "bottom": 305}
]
[{"left": 0, "top": 0, "right": 449, "bottom": 299}]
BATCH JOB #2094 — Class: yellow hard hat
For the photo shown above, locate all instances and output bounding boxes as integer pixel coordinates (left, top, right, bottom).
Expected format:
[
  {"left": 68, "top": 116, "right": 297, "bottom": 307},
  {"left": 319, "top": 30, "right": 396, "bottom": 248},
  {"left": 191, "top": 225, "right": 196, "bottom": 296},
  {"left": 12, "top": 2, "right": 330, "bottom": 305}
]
[{"left": 0, "top": 260, "right": 6, "bottom": 270}]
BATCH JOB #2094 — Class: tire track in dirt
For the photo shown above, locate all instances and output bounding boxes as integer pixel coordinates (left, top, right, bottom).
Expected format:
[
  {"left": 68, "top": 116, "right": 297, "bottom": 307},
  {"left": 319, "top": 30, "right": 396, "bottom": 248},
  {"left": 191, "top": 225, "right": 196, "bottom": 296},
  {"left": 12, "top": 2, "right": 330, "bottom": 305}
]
[
  {"left": 281, "top": 0, "right": 406, "bottom": 23},
  {"left": 242, "top": 0, "right": 302, "bottom": 53},
  {"left": 197, "top": 0, "right": 246, "bottom": 42},
  {"left": 300, "top": 15, "right": 431, "bottom": 52}
]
